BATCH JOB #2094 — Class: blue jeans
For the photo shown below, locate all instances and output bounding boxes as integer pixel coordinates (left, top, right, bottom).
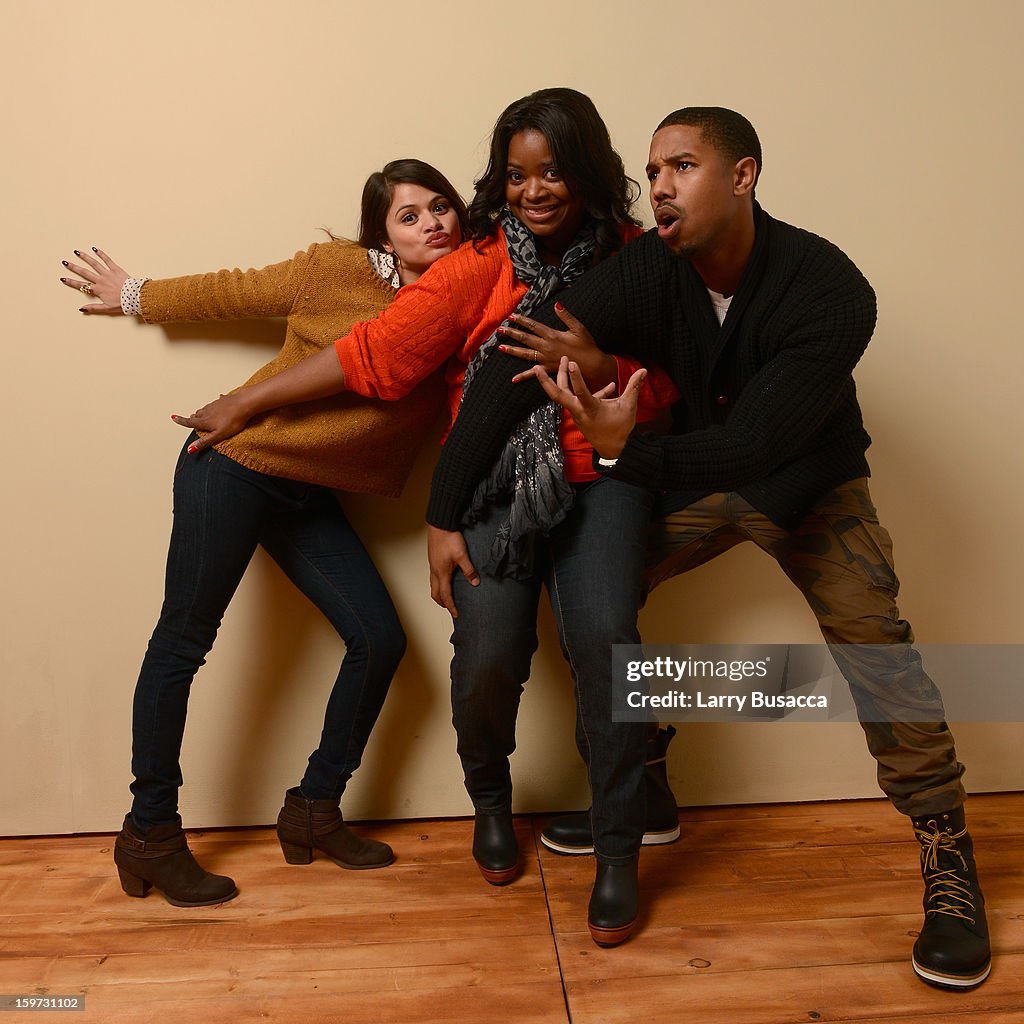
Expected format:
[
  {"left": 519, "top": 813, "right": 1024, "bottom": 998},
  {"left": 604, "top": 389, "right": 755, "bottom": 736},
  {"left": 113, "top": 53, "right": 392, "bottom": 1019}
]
[
  {"left": 129, "top": 439, "right": 405, "bottom": 830},
  {"left": 450, "top": 476, "right": 654, "bottom": 864}
]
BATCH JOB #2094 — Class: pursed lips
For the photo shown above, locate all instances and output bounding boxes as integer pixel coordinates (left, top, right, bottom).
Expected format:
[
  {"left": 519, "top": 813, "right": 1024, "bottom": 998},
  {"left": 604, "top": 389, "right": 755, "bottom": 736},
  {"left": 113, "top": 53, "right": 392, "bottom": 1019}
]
[
  {"left": 655, "top": 203, "right": 681, "bottom": 238},
  {"left": 655, "top": 202, "right": 680, "bottom": 225}
]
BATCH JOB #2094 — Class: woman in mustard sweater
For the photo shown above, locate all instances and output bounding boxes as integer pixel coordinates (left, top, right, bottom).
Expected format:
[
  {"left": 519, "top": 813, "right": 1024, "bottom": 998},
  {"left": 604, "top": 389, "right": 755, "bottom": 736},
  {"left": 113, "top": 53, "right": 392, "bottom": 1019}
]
[{"left": 59, "top": 160, "right": 467, "bottom": 908}]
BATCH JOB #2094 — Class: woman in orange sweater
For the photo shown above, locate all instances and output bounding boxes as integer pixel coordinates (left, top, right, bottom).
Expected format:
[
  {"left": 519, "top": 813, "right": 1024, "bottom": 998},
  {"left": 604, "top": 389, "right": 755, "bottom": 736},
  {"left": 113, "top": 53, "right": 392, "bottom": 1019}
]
[
  {"left": 177, "top": 89, "right": 677, "bottom": 945},
  {"left": 59, "top": 160, "right": 467, "bottom": 908}
]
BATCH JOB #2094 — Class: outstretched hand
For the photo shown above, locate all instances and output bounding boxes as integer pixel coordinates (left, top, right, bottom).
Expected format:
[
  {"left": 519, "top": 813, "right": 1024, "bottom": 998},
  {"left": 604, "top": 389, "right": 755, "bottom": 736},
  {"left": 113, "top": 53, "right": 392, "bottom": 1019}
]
[
  {"left": 60, "top": 247, "right": 130, "bottom": 314},
  {"left": 497, "top": 303, "right": 616, "bottom": 389},
  {"left": 534, "top": 356, "right": 645, "bottom": 460},
  {"left": 171, "top": 392, "right": 255, "bottom": 453}
]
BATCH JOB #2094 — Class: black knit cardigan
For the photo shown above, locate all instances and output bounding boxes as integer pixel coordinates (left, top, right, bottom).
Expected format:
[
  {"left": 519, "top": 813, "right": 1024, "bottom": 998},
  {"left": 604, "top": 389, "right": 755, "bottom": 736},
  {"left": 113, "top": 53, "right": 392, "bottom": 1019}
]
[{"left": 427, "top": 204, "right": 877, "bottom": 532}]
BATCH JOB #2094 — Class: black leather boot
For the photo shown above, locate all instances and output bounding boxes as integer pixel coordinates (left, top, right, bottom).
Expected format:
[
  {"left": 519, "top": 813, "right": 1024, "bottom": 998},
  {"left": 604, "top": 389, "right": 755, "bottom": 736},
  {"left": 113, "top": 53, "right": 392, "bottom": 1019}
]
[
  {"left": 911, "top": 807, "right": 991, "bottom": 989},
  {"left": 276, "top": 788, "right": 394, "bottom": 869},
  {"left": 114, "top": 816, "right": 238, "bottom": 907},
  {"left": 588, "top": 857, "right": 639, "bottom": 947},
  {"left": 472, "top": 811, "right": 520, "bottom": 885},
  {"left": 542, "top": 725, "right": 680, "bottom": 854}
]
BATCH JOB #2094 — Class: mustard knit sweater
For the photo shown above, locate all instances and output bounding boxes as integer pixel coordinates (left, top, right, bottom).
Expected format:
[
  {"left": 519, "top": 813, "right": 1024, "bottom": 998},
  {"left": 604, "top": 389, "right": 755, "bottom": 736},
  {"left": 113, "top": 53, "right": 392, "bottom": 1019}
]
[{"left": 140, "top": 241, "right": 445, "bottom": 497}]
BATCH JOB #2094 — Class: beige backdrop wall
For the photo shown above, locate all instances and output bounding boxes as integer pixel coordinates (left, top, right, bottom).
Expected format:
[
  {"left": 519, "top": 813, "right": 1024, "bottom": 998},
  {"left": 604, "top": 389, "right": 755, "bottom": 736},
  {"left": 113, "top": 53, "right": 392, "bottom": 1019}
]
[{"left": 3, "top": 0, "right": 1021, "bottom": 836}]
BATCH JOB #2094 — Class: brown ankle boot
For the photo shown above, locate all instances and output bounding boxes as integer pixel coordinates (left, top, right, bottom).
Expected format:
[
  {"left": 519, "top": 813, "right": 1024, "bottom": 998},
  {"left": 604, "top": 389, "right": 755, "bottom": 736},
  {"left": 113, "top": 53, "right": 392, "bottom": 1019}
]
[
  {"left": 113, "top": 816, "right": 238, "bottom": 908},
  {"left": 276, "top": 788, "right": 394, "bottom": 869}
]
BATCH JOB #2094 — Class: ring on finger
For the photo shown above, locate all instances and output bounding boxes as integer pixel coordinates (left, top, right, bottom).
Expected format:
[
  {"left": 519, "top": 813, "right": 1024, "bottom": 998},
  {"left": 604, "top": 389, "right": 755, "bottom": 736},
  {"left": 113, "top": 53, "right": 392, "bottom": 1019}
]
[{"left": 79, "top": 283, "right": 93, "bottom": 296}]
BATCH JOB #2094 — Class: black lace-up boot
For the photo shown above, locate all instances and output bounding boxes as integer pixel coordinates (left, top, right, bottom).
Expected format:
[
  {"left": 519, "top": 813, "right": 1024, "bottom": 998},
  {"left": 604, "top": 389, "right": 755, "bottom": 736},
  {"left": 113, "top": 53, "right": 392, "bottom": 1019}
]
[{"left": 911, "top": 807, "right": 991, "bottom": 989}]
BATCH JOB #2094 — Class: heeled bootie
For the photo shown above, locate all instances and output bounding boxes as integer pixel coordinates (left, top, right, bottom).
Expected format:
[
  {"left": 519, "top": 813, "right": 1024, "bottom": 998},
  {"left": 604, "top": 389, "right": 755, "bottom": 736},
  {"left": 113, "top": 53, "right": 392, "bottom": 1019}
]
[
  {"left": 542, "top": 725, "right": 681, "bottom": 854},
  {"left": 113, "top": 815, "right": 238, "bottom": 907},
  {"left": 472, "top": 811, "right": 521, "bottom": 885},
  {"left": 276, "top": 788, "right": 394, "bottom": 869},
  {"left": 588, "top": 856, "right": 639, "bottom": 947},
  {"left": 911, "top": 807, "right": 991, "bottom": 989}
]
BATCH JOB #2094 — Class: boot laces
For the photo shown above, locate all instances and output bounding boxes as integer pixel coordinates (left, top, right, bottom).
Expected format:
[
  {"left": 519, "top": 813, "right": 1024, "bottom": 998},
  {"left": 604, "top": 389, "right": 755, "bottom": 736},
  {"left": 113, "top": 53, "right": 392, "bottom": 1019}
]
[{"left": 915, "top": 819, "right": 976, "bottom": 924}]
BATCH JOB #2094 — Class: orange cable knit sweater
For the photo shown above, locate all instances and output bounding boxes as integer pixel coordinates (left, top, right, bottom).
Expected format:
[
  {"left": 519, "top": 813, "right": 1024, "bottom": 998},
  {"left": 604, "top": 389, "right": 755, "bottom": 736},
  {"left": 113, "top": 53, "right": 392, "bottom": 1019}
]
[{"left": 335, "top": 230, "right": 678, "bottom": 483}]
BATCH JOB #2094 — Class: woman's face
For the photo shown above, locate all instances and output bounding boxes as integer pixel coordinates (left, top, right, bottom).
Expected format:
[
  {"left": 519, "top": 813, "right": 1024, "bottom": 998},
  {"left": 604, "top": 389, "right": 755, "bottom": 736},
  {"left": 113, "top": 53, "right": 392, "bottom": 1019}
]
[
  {"left": 505, "top": 129, "right": 586, "bottom": 259},
  {"left": 383, "top": 183, "right": 462, "bottom": 284}
]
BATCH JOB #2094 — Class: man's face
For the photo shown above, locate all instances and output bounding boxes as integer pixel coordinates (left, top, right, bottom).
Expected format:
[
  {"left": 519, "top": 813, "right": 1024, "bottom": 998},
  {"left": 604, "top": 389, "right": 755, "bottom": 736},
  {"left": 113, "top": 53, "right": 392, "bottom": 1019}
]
[{"left": 645, "top": 124, "right": 744, "bottom": 260}]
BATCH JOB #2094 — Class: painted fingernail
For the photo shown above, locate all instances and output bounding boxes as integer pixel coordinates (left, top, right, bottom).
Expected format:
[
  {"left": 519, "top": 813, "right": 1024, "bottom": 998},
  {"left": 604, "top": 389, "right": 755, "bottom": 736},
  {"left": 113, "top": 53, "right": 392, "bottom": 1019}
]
[
  {"left": 91, "top": 246, "right": 98, "bottom": 253},
  {"left": 62, "top": 260, "right": 69, "bottom": 267},
  {"left": 496, "top": 327, "right": 506, "bottom": 335},
  {"left": 79, "top": 307, "right": 87, "bottom": 313},
  {"left": 187, "top": 446, "right": 197, "bottom": 454},
  {"left": 60, "top": 277, "right": 68, "bottom": 283},
  {"left": 555, "top": 302, "right": 564, "bottom": 311},
  {"left": 498, "top": 344, "right": 507, "bottom": 353},
  {"left": 74, "top": 250, "right": 82, "bottom": 257}
]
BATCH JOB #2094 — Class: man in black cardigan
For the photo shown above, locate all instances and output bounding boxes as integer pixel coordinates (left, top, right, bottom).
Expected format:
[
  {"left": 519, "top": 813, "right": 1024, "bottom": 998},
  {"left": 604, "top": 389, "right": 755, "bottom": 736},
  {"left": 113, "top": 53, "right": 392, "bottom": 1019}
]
[{"left": 425, "top": 107, "right": 990, "bottom": 991}]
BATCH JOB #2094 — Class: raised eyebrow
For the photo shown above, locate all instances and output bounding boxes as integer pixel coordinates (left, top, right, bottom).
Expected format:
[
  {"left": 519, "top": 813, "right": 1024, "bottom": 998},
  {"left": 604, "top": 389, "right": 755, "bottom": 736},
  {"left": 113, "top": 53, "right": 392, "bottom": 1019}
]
[{"left": 646, "top": 151, "right": 699, "bottom": 175}]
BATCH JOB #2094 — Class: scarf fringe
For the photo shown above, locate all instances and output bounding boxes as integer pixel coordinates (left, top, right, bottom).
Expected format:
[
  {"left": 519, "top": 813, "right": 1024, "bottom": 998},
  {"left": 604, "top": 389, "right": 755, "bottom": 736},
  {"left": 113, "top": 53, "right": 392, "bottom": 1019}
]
[{"left": 482, "top": 461, "right": 576, "bottom": 579}]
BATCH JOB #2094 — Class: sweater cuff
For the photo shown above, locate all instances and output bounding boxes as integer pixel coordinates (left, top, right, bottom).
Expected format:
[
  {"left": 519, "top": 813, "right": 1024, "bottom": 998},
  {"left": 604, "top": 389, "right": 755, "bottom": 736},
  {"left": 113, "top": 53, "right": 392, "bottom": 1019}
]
[
  {"left": 334, "top": 337, "right": 378, "bottom": 399},
  {"left": 122, "top": 277, "right": 150, "bottom": 316},
  {"left": 425, "top": 487, "right": 467, "bottom": 531},
  {"left": 594, "top": 432, "right": 664, "bottom": 488}
]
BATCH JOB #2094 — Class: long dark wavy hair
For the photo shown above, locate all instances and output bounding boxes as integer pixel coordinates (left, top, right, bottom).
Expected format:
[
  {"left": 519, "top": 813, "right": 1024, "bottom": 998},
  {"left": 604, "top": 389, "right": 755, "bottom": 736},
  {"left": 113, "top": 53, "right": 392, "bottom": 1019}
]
[
  {"left": 469, "top": 88, "right": 641, "bottom": 259},
  {"left": 354, "top": 158, "right": 469, "bottom": 250}
]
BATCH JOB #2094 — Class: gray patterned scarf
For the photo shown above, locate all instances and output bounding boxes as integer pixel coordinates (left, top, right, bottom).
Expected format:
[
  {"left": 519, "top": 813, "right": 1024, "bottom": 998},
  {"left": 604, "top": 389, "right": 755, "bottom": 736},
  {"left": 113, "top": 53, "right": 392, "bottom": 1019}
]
[{"left": 459, "top": 209, "right": 596, "bottom": 579}]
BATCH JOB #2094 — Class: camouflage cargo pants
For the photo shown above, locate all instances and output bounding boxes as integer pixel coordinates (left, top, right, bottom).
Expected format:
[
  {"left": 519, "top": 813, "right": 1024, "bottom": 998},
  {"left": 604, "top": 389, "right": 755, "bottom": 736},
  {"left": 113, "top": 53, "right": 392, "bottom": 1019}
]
[{"left": 646, "top": 478, "right": 965, "bottom": 816}]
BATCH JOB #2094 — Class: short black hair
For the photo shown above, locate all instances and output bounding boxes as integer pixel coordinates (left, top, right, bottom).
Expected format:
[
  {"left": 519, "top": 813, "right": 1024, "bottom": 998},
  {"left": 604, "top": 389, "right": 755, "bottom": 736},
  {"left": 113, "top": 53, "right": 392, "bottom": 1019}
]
[
  {"left": 656, "top": 107, "right": 762, "bottom": 186},
  {"left": 470, "top": 87, "right": 641, "bottom": 259}
]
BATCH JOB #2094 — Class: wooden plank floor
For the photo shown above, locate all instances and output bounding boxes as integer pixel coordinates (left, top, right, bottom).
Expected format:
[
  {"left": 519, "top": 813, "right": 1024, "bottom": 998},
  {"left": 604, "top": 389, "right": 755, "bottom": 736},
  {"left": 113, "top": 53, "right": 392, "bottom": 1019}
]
[{"left": 1, "top": 793, "right": 1021, "bottom": 1023}]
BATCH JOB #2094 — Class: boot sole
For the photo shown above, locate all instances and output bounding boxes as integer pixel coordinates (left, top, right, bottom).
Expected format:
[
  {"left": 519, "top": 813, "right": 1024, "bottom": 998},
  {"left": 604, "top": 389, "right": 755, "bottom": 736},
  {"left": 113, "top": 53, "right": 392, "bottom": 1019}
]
[
  {"left": 541, "top": 824, "right": 681, "bottom": 856},
  {"left": 476, "top": 860, "right": 522, "bottom": 886},
  {"left": 116, "top": 866, "right": 239, "bottom": 908},
  {"left": 282, "top": 847, "right": 395, "bottom": 870},
  {"left": 326, "top": 853, "right": 396, "bottom": 870},
  {"left": 912, "top": 955, "right": 992, "bottom": 989},
  {"left": 588, "top": 917, "right": 637, "bottom": 947},
  {"left": 163, "top": 887, "right": 239, "bottom": 908}
]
